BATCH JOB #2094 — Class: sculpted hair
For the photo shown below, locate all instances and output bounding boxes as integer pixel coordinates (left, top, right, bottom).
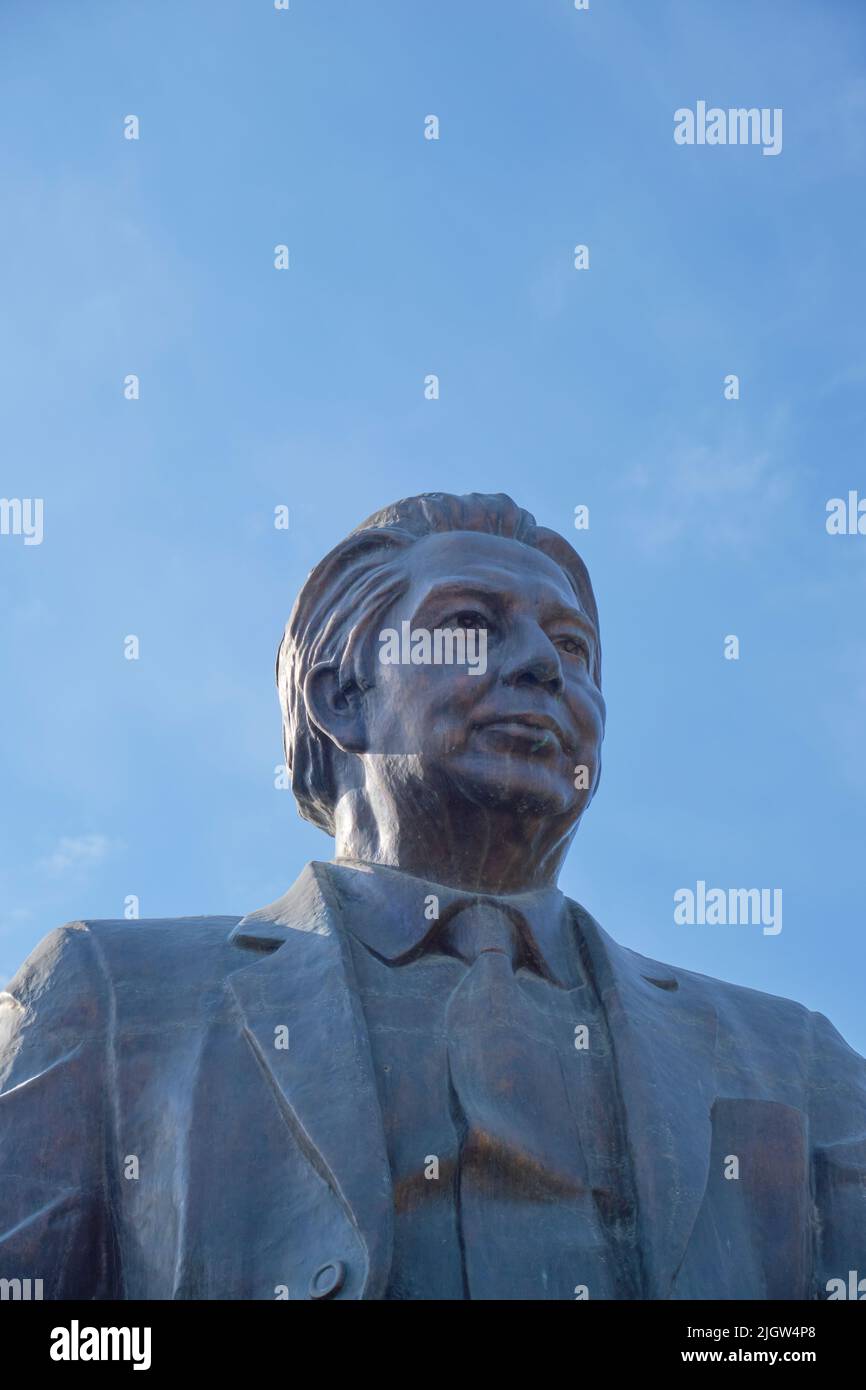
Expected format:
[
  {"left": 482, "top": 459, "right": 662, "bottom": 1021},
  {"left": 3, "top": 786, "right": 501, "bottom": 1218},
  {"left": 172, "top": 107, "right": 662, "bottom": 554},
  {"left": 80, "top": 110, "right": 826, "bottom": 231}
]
[{"left": 277, "top": 491, "right": 601, "bottom": 834}]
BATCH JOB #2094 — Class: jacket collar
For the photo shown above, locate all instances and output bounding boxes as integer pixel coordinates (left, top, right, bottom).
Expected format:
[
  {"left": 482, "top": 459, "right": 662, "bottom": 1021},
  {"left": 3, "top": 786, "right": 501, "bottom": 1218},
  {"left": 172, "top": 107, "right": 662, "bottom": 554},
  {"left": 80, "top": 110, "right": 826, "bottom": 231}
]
[{"left": 295, "top": 859, "right": 574, "bottom": 984}]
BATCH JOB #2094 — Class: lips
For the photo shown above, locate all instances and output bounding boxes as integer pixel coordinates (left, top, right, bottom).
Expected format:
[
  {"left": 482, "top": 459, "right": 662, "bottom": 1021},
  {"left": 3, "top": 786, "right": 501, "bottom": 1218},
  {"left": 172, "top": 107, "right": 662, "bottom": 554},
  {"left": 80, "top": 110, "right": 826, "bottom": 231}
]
[{"left": 473, "top": 712, "right": 573, "bottom": 754}]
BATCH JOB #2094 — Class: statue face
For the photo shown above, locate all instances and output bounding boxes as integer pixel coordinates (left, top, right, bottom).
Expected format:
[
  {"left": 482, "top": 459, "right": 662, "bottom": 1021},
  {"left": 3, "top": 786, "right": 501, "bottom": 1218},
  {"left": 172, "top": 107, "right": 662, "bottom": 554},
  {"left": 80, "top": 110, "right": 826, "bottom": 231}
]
[{"left": 361, "top": 529, "right": 605, "bottom": 819}]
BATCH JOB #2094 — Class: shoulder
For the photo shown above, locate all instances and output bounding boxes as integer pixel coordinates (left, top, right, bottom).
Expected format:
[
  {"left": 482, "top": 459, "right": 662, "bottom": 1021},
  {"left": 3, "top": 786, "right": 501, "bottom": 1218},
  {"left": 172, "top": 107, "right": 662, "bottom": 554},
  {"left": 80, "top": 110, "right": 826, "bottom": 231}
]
[
  {"left": 571, "top": 900, "right": 866, "bottom": 1101},
  {"left": 74, "top": 913, "right": 243, "bottom": 958},
  {"left": 2, "top": 915, "right": 244, "bottom": 1025},
  {"left": 649, "top": 952, "right": 864, "bottom": 1078},
  {"left": 572, "top": 898, "right": 815, "bottom": 1032}
]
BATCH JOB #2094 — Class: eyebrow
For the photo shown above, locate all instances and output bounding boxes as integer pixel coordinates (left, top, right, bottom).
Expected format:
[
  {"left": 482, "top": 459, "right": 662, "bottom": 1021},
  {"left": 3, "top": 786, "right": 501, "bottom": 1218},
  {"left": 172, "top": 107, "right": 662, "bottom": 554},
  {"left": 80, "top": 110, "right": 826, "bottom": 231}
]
[{"left": 413, "top": 581, "right": 598, "bottom": 642}]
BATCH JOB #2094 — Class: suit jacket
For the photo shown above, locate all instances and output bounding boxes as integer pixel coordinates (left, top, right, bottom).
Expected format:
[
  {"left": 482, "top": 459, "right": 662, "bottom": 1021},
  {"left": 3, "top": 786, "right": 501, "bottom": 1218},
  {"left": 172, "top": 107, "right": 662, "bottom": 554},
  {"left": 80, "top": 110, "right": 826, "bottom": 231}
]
[{"left": 1, "top": 860, "right": 865, "bottom": 1300}]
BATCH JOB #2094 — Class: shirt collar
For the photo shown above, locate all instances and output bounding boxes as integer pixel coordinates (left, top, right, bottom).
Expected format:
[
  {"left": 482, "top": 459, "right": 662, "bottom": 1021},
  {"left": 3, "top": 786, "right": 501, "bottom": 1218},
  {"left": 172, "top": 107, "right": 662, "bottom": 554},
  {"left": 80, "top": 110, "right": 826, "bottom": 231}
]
[{"left": 324, "top": 859, "right": 579, "bottom": 987}]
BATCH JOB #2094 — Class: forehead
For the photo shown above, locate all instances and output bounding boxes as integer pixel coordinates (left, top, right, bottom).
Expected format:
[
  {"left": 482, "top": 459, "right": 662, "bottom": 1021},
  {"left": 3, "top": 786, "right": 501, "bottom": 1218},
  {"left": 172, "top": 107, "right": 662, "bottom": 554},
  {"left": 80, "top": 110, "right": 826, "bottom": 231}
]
[{"left": 398, "top": 529, "right": 583, "bottom": 613}]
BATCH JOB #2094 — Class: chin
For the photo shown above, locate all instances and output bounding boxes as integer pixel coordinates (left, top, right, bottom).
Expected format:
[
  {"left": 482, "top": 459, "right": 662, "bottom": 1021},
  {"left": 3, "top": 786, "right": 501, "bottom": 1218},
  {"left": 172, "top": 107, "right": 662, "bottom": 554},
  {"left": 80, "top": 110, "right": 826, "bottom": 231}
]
[{"left": 444, "top": 756, "right": 581, "bottom": 819}]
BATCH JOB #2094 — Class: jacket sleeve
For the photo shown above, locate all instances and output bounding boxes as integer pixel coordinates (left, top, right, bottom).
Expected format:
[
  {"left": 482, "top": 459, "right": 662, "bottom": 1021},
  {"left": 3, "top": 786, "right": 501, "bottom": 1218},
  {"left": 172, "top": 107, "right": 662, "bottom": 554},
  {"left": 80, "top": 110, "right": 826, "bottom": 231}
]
[
  {"left": 809, "top": 1009, "right": 866, "bottom": 1299},
  {"left": 0, "top": 923, "right": 121, "bottom": 1299}
]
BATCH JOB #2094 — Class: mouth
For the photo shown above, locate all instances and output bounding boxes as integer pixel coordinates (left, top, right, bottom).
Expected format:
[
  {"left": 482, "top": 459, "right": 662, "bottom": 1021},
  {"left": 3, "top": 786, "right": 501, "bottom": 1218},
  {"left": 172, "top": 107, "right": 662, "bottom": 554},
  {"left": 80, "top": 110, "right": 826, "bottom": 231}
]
[{"left": 473, "top": 712, "right": 573, "bottom": 755}]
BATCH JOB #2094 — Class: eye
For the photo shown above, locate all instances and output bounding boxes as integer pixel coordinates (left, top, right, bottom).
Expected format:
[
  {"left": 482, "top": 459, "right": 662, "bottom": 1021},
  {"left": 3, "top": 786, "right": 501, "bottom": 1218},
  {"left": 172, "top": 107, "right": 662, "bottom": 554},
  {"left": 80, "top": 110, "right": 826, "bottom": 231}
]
[
  {"left": 450, "top": 610, "right": 488, "bottom": 630},
  {"left": 556, "top": 635, "right": 590, "bottom": 662}
]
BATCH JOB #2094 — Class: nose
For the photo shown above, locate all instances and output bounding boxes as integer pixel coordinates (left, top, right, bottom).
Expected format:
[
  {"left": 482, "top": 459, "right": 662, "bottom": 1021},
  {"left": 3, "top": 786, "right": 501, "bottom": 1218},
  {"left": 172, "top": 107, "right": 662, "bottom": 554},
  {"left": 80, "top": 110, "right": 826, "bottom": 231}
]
[{"left": 500, "top": 624, "right": 564, "bottom": 696}]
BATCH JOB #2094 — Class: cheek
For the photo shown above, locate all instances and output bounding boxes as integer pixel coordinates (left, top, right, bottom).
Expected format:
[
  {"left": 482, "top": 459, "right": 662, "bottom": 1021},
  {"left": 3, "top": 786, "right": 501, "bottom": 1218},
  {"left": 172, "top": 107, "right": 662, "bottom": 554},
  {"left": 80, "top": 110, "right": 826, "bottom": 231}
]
[
  {"left": 365, "top": 665, "right": 418, "bottom": 738},
  {"left": 582, "top": 698, "right": 605, "bottom": 746},
  {"left": 367, "top": 665, "right": 488, "bottom": 745},
  {"left": 398, "top": 668, "right": 496, "bottom": 753},
  {"left": 569, "top": 674, "right": 605, "bottom": 731},
  {"left": 423, "top": 666, "right": 495, "bottom": 723}
]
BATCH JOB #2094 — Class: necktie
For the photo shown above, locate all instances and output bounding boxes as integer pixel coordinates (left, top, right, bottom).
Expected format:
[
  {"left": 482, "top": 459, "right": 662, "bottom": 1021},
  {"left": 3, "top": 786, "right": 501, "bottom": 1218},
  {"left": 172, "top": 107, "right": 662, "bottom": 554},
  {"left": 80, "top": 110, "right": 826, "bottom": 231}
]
[
  {"left": 441, "top": 899, "right": 523, "bottom": 970},
  {"left": 441, "top": 901, "right": 596, "bottom": 1297}
]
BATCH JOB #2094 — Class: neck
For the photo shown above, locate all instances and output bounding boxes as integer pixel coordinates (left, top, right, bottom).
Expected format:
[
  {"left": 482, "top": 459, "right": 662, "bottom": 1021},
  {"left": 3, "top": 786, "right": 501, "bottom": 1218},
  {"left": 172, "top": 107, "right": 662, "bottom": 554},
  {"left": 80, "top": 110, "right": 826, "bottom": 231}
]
[{"left": 332, "top": 786, "right": 577, "bottom": 895}]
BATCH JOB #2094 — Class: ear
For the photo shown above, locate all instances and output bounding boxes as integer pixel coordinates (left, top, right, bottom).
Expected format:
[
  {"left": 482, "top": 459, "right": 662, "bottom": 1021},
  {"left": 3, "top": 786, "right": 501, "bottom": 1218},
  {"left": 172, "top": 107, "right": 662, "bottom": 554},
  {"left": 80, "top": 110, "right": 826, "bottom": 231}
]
[{"left": 303, "top": 663, "right": 368, "bottom": 754}]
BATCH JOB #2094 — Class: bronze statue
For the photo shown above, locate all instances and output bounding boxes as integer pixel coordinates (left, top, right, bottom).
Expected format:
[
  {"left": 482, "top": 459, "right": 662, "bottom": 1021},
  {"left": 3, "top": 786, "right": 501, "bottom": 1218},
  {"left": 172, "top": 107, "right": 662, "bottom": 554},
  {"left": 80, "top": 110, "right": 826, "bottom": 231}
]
[{"left": 1, "top": 492, "right": 864, "bottom": 1299}]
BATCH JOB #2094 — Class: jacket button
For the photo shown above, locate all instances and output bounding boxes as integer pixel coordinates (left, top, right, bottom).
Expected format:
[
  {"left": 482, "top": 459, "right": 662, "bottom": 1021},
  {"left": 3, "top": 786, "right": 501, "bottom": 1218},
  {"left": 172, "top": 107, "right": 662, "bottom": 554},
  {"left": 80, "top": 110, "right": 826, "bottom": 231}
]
[{"left": 309, "top": 1261, "right": 346, "bottom": 1300}]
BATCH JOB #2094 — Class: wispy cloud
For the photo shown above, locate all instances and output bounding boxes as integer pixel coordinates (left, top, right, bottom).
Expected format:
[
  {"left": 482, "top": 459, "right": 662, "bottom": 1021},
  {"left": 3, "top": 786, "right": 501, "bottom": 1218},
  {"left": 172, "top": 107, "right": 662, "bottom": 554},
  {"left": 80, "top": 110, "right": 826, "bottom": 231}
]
[
  {"left": 619, "top": 421, "right": 795, "bottom": 557},
  {"left": 40, "top": 833, "right": 110, "bottom": 874},
  {"left": 827, "top": 641, "right": 866, "bottom": 792}
]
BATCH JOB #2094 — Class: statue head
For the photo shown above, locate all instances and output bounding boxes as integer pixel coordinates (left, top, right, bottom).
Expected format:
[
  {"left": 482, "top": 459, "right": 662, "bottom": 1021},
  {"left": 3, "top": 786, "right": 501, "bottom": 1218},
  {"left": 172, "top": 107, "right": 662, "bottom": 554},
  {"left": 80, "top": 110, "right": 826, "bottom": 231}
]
[{"left": 276, "top": 492, "right": 605, "bottom": 892}]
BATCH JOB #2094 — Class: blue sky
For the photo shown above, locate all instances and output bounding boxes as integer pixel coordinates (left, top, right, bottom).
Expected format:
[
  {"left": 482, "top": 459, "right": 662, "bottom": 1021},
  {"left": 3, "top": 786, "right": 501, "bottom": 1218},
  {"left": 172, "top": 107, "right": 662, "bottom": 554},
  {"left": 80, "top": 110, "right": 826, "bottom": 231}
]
[{"left": 1, "top": 1, "right": 865, "bottom": 1051}]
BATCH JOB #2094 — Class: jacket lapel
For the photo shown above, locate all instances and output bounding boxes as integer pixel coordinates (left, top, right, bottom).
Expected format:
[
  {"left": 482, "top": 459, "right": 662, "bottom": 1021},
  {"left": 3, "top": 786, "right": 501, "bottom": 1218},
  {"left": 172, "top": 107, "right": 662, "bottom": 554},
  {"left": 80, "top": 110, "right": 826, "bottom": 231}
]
[
  {"left": 573, "top": 903, "right": 719, "bottom": 1299},
  {"left": 226, "top": 863, "right": 393, "bottom": 1299}
]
